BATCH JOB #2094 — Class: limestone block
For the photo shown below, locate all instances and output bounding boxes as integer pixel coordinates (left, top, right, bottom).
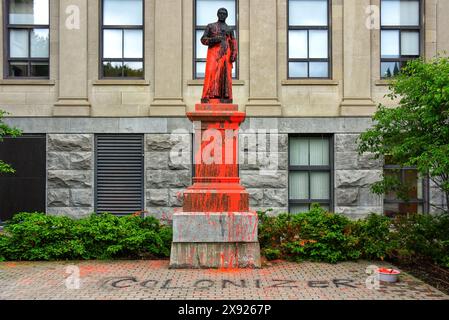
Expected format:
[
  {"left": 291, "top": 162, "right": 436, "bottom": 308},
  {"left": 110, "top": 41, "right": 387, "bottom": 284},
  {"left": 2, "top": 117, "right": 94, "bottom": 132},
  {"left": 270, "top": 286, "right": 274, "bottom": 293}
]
[
  {"left": 147, "top": 170, "right": 192, "bottom": 188},
  {"left": 247, "top": 189, "right": 264, "bottom": 207},
  {"left": 70, "top": 189, "right": 93, "bottom": 207},
  {"left": 169, "top": 189, "right": 185, "bottom": 207},
  {"left": 336, "top": 188, "right": 359, "bottom": 206},
  {"left": 47, "top": 189, "right": 70, "bottom": 207},
  {"left": 241, "top": 170, "right": 288, "bottom": 188},
  {"left": 263, "top": 189, "right": 288, "bottom": 207},
  {"left": 145, "top": 152, "right": 169, "bottom": 170},
  {"left": 48, "top": 170, "right": 92, "bottom": 188},
  {"left": 47, "top": 207, "right": 93, "bottom": 219},
  {"left": 335, "top": 170, "right": 382, "bottom": 188},
  {"left": 335, "top": 134, "right": 359, "bottom": 152},
  {"left": 47, "top": 152, "right": 71, "bottom": 170},
  {"left": 146, "top": 134, "right": 183, "bottom": 152},
  {"left": 334, "top": 207, "right": 383, "bottom": 220},
  {"left": 168, "top": 152, "right": 192, "bottom": 170},
  {"left": 70, "top": 152, "right": 93, "bottom": 170},
  {"left": 147, "top": 189, "right": 169, "bottom": 207},
  {"left": 48, "top": 134, "right": 92, "bottom": 152}
]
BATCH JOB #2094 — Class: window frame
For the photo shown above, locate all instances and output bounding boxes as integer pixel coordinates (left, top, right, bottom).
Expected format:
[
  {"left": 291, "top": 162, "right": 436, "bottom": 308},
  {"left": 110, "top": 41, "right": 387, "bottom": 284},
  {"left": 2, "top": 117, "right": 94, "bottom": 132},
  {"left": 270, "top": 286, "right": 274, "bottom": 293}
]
[
  {"left": 383, "top": 163, "right": 429, "bottom": 216},
  {"left": 288, "top": 134, "right": 334, "bottom": 213},
  {"left": 380, "top": 0, "right": 423, "bottom": 79},
  {"left": 3, "top": 0, "right": 50, "bottom": 79},
  {"left": 99, "top": 0, "right": 145, "bottom": 79},
  {"left": 193, "top": 0, "right": 239, "bottom": 80},
  {"left": 287, "top": 0, "right": 332, "bottom": 79}
]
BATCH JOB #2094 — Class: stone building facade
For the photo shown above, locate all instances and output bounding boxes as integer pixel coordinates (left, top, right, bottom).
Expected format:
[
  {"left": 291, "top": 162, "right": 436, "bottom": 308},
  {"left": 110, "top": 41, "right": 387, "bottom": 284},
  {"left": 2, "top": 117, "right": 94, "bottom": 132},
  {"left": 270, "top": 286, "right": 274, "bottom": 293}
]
[{"left": 1, "top": 0, "right": 448, "bottom": 222}]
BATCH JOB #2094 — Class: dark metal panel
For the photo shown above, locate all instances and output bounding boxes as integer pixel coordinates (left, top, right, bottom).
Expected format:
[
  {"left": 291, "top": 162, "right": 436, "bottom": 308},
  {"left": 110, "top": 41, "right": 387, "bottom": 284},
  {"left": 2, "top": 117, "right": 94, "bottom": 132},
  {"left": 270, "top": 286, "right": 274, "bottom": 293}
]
[
  {"left": 95, "top": 134, "right": 144, "bottom": 215},
  {"left": 0, "top": 135, "right": 46, "bottom": 223}
]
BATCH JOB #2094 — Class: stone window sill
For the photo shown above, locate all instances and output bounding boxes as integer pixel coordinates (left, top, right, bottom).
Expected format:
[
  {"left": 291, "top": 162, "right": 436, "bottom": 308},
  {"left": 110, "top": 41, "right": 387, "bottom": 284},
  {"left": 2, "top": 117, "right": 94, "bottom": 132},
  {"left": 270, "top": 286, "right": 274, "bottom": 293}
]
[
  {"left": 187, "top": 79, "right": 246, "bottom": 86},
  {"left": 281, "top": 79, "right": 339, "bottom": 86},
  {"left": 0, "top": 79, "right": 55, "bottom": 86},
  {"left": 375, "top": 80, "right": 393, "bottom": 86},
  {"left": 92, "top": 80, "right": 150, "bottom": 86}
]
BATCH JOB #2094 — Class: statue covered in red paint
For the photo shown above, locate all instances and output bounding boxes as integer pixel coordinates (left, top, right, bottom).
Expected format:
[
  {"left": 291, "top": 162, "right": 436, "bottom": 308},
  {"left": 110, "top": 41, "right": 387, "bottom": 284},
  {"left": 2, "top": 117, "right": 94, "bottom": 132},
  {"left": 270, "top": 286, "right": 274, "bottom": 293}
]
[{"left": 201, "top": 8, "right": 238, "bottom": 104}]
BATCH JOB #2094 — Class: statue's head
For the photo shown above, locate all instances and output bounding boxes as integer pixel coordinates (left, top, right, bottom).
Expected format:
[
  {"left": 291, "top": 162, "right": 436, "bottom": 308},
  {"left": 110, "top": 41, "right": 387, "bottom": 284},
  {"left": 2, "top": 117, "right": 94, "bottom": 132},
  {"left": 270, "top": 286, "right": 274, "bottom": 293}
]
[{"left": 217, "top": 8, "right": 228, "bottom": 22}]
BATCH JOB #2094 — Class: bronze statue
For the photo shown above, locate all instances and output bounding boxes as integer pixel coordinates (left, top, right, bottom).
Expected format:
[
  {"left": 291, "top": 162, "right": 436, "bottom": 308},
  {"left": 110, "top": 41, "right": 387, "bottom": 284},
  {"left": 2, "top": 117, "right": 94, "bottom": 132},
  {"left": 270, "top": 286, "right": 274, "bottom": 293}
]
[{"left": 200, "top": 8, "right": 238, "bottom": 104}]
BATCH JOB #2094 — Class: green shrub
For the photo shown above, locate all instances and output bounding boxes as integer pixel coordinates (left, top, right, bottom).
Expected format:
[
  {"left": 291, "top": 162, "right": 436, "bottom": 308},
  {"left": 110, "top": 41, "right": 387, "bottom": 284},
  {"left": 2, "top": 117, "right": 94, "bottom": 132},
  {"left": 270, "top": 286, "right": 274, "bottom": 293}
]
[
  {"left": 353, "top": 213, "right": 393, "bottom": 261},
  {"left": 259, "top": 206, "right": 449, "bottom": 267},
  {"left": 0, "top": 212, "right": 172, "bottom": 261},
  {"left": 259, "top": 205, "right": 361, "bottom": 264},
  {"left": 390, "top": 213, "right": 449, "bottom": 267}
]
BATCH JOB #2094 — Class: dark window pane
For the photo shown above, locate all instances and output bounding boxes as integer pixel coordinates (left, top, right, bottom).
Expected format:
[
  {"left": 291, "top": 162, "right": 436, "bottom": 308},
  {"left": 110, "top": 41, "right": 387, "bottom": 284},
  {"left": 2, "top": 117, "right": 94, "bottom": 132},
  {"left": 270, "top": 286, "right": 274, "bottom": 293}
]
[
  {"left": 103, "top": 29, "right": 123, "bottom": 59},
  {"left": 30, "top": 62, "right": 48, "bottom": 76},
  {"left": 309, "top": 30, "right": 328, "bottom": 59},
  {"left": 289, "top": 62, "right": 308, "bottom": 78},
  {"left": 9, "top": 0, "right": 49, "bottom": 25},
  {"left": 103, "top": 0, "right": 143, "bottom": 26},
  {"left": 196, "top": 62, "right": 206, "bottom": 78},
  {"left": 381, "top": 30, "right": 400, "bottom": 58},
  {"left": 103, "top": 61, "right": 123, "bottom": 77},
  {"left": 123, "top": 30, "right": 143, "bottom": 59},
  {"left": 309, "top": 62, "right": 328, "bottom": 78},
  {"left": 381, "top": 0, "right": 420, "bottom": 26},
  {"left": 10, "top": 29, "right": 29, "bottom": 58},
  {"left": 9, "top": 62, "right": 29, "bottom": 77},
  {"left": 401, "top": 31, "right": 420, "bottom": 56},
  {"left": 196, "top": 0, "right": 236, "bottom": 26},
  {"left": 289, "top": 0, "right": 328, "bottom": 26},
  {"left": 290, "top": 205, "right": 310, "bottom": 214},
  {"left": 123, "top": 61, "right": 143, "bottom": 78},
  {"left": 381, "top": 62, "right": 400, "bottom": 78},
  {"left": 31, "top": 28, "right": 49, "bottom": 58}
]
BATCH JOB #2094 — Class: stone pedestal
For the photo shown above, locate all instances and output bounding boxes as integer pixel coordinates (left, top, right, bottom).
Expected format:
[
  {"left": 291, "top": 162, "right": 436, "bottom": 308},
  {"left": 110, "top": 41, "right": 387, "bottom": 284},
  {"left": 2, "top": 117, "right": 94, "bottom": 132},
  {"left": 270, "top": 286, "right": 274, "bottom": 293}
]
[{"left": 169, "top": 104, "right": 261, "bottom": 269}]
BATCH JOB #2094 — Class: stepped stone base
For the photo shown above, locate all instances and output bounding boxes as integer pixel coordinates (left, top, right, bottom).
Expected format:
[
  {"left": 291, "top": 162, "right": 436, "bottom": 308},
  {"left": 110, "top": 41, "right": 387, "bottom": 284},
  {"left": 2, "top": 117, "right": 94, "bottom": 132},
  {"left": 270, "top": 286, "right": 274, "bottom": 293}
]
[
  {"left": 169, "top": 242, "right": 261, "bottom": 269},
  {"left": 170, "top": 212, "right": 261, "bottom": 269}
]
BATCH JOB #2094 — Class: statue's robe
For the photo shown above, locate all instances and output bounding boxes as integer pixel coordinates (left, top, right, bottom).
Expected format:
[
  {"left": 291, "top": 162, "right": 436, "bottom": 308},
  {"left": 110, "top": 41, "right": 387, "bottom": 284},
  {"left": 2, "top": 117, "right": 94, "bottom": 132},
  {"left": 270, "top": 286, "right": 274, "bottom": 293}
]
[{"left": 201, "top": 22, "right": 238, "bottom": 103}]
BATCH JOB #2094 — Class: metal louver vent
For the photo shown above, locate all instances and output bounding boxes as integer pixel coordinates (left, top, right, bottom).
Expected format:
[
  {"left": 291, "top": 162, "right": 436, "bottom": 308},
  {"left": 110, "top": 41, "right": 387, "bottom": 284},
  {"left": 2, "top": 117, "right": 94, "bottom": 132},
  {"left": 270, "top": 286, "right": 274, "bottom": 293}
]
[{"left": 95, "top": 135, "right": 144, "bottom": 215}]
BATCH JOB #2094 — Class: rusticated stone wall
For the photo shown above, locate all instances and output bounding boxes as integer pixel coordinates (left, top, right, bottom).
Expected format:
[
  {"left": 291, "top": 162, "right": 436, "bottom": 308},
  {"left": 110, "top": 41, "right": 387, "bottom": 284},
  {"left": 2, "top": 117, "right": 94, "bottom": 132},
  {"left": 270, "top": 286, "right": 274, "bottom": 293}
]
[
  {"left": 239, "top": 133, "right": 289, "bottom": 215},
  {"left": 145, "top": 134, "right": 192, "bottom": 222},
  {"left": 334, "top": 134, "right": 383, "bottom": 219},
  {"left": 46, "top": 134, "right": 94, "bottom": 218}
]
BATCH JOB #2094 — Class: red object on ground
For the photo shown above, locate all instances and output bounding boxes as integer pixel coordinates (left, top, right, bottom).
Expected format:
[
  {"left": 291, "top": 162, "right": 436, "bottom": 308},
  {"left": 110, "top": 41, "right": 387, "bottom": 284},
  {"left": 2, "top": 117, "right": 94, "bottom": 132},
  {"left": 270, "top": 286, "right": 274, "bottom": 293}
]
[
  {"left": 184, "top": 103, "right": 249, "bottom": 213},
  {"left": 378, "top": 268, "right": 401, "bottom": 275}
]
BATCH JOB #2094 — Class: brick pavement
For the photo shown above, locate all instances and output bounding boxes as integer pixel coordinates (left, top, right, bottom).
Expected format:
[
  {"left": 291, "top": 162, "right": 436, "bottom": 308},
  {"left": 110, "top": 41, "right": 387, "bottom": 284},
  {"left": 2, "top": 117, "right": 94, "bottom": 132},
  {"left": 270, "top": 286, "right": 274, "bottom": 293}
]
[{"left": 0, "top": 260, "right": 447, "bottom": 300}]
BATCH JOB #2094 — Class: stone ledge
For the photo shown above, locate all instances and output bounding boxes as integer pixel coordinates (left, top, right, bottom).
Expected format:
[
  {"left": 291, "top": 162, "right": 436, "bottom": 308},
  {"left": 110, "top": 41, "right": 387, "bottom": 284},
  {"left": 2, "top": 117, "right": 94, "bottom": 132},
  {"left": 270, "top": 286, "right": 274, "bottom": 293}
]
[
  {"left": 92, "top": 80, "right": 150, "bottom": 86},
  {"left": 187, "top": 79, "right": 246, "bottom": 86},
  {"left": 0, "top": 79, "right": 56, "bottom": 86},
  {"left": 281, "top": 79, "right": 340, "bottom": 86}
]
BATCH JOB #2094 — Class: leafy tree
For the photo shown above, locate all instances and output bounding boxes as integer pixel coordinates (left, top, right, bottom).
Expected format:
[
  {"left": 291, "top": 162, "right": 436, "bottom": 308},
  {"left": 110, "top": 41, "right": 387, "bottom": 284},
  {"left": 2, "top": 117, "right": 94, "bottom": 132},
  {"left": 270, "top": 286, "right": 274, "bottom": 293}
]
[
  {"left": 358, "top": 56, "right": 449, "bottom": 213},
  {"left": 0, "top": 110, "right": 22, "bottom": 174}
]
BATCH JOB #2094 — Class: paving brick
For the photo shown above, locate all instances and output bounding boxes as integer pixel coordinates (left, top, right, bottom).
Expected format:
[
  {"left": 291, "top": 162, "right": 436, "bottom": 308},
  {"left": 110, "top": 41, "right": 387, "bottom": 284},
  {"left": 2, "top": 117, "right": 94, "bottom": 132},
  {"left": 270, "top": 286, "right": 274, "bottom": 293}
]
[{"left": 0, "top": 260, "right": 447, "bottom": 300}]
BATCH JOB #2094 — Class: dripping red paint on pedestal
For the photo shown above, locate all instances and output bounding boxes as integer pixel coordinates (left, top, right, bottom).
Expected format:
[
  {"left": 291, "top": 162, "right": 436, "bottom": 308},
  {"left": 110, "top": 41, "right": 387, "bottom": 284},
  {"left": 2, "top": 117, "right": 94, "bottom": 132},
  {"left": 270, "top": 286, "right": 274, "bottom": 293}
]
[{"left": 169, "top": 8, "right": 261, "bottom": 269}]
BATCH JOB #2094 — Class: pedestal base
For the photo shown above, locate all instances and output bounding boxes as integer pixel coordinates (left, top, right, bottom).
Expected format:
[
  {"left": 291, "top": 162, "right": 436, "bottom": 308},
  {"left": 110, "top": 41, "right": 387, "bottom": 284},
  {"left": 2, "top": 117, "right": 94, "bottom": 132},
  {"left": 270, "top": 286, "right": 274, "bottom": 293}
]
[
  {"left": 170, "top": 212, "right": 261, "bottom": 269},
  {"left": 169, "top": 243, "right": 261, "bottom": 269}
]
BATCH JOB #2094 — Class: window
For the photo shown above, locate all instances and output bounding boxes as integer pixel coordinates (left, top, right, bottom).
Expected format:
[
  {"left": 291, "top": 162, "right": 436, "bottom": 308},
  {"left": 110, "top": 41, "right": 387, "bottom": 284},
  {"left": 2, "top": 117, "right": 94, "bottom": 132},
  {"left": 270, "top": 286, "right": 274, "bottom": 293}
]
[
  {"left": 95, "top": 135, "right": 144, "bottom": 215},
  {"left": 100, "top": 0, "right": 144, "bottom": 78},
  {"left": 194, "top": 0, "right": 237, "bottom": 79},
  {"left": 5, "top": 0, "right": 50, "bottom": 78},
  {"left": 288, "top": 0, "right": 330, "bottom": 79},
  {"left": 380, "top": 0, "right": 421, "bottom": 78},
  {"left": 384, "top": 157, "right": 428, "bottom": 217},
  {"left": 289, "top": 136, "right": 333, "bottom": 213}
]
